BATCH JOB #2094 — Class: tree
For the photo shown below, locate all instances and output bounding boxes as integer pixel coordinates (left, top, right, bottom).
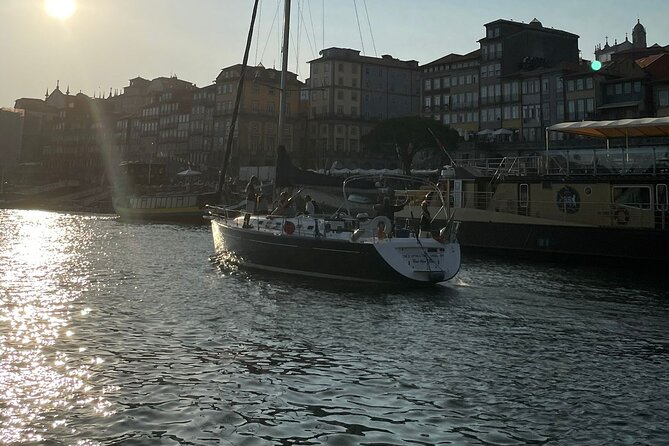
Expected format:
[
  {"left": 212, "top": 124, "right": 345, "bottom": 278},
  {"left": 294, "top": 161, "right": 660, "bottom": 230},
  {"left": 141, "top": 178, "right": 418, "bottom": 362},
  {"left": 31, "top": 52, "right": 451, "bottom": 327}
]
[{"left": 361, "top": 116, "right": 459, "bottom": 175}]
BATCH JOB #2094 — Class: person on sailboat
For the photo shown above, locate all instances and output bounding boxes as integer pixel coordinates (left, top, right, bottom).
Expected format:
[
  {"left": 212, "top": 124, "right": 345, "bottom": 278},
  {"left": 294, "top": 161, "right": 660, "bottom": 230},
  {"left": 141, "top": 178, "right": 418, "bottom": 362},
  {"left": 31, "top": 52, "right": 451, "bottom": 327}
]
[
  {"left": 271, "top": 191, "right": 291, "bottom": 216},
  {"left": 374, "top": 196, "right": 409, "bottom": 220},
  {"left": 419, "top": 200, "right": 432, "bottom": 238},
  {"left": 243, "top": 176, "right": 259, "bottom": 227},
  {"left": 304, "top": 195, "right": 315, "bottom": 215}
]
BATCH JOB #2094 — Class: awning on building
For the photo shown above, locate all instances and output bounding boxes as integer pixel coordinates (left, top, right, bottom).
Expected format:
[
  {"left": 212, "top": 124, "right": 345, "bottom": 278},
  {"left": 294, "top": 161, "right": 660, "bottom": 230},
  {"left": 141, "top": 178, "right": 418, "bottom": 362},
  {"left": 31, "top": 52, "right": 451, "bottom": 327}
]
[
  {"left": 547, "top": 117, "right": 669, "bottom": 138},
  {"left": 596, "top": 101, "right": 641, "bottom": 110}
]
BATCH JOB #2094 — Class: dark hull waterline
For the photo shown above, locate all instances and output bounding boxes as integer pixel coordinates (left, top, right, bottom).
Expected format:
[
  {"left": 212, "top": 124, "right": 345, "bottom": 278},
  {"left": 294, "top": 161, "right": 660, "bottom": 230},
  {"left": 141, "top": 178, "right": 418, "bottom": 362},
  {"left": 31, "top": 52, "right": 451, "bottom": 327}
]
[{"left": 458, "top": 221, "right": 669, "bottom": 262}]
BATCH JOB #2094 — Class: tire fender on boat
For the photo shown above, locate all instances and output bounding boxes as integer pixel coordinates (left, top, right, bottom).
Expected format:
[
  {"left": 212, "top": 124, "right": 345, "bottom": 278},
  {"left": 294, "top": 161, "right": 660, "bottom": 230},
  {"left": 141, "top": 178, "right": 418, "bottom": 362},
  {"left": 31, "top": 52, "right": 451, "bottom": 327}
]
[
  {"left": 370, "top": 216, "right": 392, "bottom": 238},
  {"left": 614, "top": 207, "right": 630, "bottom": 225},
  {"left": 283, "top": 220, "right": 296, "bottom": 234}
]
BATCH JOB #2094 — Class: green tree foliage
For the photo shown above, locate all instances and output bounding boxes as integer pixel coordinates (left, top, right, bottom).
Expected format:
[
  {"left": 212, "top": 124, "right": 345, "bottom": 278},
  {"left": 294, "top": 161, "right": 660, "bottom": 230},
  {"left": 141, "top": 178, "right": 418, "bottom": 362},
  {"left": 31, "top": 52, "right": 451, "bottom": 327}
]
[{"left": 361, "top": 117, "right": 459, "bottom": 174}]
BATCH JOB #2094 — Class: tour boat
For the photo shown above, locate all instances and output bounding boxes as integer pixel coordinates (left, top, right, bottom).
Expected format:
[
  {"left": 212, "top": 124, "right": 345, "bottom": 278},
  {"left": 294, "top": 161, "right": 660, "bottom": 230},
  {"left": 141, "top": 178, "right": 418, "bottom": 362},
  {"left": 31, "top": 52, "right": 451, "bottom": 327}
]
[{"left": 394, "top": 118, "right": 669, "bottom": 262}]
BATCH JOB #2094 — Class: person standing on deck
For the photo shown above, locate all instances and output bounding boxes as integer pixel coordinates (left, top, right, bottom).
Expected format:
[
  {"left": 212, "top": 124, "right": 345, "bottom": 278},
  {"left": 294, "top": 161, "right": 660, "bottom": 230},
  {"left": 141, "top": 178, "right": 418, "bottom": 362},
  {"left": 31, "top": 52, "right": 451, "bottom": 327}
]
[
  {"left": 419, "top": 200, "right": 432, "bottom": 237},
  {"left": 304, "top": 195, "right": 315, "bottom": 215},
  {"left": 374, "top": 196, "right": 409, "bottom": 220},
  {"left": 243, "top": 176, "right": 259, "bottom": 227}
]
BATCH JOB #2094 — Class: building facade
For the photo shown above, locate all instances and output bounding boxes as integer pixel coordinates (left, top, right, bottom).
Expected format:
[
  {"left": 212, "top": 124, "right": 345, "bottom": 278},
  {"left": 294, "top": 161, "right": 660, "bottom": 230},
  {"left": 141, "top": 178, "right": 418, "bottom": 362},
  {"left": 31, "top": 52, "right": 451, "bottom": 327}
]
[
  {"left": 214, "top": 64, "right": 306, "bottom": 176},
  {"left": 421, "top": 50, "right": 480, "bottom": 139},
  {"left": 307, "top": 48, "right": 421, "bottom": 169},
  {"left": 478, "top": 18, "right": 580, "bottom": 143}
]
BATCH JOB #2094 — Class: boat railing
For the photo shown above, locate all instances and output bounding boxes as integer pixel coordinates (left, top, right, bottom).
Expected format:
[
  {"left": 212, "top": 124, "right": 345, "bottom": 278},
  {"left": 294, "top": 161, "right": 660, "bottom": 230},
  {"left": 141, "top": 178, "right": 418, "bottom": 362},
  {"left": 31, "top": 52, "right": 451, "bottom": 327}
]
[{"left": 454, "top": 146, "right": 669, "bottom": 178}]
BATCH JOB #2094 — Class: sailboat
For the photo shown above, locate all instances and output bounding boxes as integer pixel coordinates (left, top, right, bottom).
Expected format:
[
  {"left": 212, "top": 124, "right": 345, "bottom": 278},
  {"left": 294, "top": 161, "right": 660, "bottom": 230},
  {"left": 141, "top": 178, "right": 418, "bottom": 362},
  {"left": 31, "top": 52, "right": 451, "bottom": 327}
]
[{"left": 208, "top": 0, "right": 462, "bottom": 285}]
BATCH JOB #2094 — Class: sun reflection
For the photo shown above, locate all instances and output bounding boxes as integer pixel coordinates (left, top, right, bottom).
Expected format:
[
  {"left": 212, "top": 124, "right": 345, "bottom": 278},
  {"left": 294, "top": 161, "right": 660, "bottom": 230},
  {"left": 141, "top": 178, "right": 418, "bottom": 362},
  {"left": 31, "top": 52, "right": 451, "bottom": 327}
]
[{"left": 0, "top": 210, "right": 111, "bottom": 443}]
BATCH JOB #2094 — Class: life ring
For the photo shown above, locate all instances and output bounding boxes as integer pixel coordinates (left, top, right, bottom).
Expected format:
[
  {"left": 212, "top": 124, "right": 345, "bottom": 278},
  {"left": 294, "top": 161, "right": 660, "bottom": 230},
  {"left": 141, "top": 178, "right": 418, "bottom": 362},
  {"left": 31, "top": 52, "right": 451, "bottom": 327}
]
[
  {"left": 370, "top": 216, "right": 392, "bottom": 238},
  {"left": 283, "top": 220, "right": 296, "bottom": 234},
  {"left": 614, "top": 207, "right": 630, "bottom": 225}
]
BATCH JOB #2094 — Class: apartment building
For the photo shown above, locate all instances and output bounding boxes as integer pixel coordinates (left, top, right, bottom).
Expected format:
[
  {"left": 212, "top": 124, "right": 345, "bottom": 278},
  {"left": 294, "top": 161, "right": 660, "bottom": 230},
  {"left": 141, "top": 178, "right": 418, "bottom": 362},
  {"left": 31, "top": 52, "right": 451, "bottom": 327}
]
[
  {"left": 479, "top": 18, "right": 579, "bottom": 143},
  {"left": 421, "top": 50, "right": 480, "bottom": 139},
  {"left": 213, "top": 64, "right": 305, "bottom": 173},
  {"left": 307, "top": 47, "right": 421, "bottom": 168}
]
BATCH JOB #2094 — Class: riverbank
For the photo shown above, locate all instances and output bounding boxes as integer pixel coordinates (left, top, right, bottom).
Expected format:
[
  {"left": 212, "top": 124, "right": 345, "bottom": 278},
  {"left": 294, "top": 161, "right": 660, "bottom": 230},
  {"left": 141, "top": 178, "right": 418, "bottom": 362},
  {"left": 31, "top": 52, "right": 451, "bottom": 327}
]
[{"left": 0, "top": 184, "right": 115, "bottom": 214}]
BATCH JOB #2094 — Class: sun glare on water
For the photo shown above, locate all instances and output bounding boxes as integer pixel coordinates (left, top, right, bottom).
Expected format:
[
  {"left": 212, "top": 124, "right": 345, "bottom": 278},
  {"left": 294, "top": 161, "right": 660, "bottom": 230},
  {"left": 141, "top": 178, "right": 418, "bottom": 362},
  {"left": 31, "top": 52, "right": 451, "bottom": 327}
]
[{"left": 44, "top": 0, "right": 77, "bottom": 20}]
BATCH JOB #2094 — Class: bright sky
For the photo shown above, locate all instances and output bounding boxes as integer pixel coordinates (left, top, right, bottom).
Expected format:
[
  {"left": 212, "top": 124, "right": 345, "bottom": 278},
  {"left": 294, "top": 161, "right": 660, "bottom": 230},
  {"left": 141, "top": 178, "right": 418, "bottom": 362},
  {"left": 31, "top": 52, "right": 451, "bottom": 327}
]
[{"left": 2, "top": 0, "right": 668, "bottom": 108}]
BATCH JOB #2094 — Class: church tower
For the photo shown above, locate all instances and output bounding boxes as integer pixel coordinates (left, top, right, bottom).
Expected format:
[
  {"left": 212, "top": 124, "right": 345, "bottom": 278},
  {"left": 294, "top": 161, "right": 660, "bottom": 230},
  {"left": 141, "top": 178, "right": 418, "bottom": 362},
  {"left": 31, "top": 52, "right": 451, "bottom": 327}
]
[{"left": 632, "top": 19, "right": 647, "bottom": 48}]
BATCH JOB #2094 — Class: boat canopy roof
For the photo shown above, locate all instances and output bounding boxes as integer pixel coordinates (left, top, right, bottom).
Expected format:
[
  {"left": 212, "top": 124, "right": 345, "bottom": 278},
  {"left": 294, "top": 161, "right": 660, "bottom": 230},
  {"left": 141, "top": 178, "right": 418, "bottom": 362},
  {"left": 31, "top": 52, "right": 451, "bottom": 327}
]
[{"left": 547, "top": 117, "right": 669, "bottom": 139}]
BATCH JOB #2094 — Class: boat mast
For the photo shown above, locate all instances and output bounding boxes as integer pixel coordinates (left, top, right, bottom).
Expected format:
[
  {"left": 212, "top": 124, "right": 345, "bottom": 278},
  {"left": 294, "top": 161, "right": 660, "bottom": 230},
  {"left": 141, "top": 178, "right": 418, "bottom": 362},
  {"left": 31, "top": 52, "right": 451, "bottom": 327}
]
[
  {"left": 215, "top": 0, "right": 261, "bottom": 201},
  {"left": 277, "top": 0, "right": 291, "bottom": 148}
]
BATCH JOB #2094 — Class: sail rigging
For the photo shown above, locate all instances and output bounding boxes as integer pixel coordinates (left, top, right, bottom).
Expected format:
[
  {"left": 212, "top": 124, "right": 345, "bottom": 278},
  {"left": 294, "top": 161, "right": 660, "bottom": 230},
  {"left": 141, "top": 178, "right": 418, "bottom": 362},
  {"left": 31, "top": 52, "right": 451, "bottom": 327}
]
[{"left": 215, "top": 0, "right": 261, "bottom": 201}]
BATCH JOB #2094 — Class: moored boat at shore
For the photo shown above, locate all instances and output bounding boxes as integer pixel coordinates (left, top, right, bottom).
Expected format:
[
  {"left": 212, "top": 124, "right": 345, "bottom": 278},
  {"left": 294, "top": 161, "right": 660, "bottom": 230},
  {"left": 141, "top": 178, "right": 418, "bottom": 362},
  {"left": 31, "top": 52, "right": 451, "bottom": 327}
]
[
  {"left": 113, "top": 161, "right": 220, "bottom": 223},
  {"left": 395, "top": 117, "right": 669, "bottom": 262}
]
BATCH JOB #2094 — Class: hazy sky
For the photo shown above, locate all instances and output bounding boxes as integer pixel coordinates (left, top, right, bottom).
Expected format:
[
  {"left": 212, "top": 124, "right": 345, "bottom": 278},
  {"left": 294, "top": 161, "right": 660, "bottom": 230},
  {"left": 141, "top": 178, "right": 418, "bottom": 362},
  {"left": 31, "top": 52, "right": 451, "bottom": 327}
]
[{"left": 2, "top": 0, "right": 668, "bottom": 108}]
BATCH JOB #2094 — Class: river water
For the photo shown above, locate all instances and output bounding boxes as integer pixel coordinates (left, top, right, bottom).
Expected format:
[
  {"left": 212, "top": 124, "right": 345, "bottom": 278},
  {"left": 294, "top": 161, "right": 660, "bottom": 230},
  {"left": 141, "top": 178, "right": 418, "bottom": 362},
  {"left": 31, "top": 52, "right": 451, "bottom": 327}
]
[{"left": 1, "top": 209, "right": 667, "bottom": 445}]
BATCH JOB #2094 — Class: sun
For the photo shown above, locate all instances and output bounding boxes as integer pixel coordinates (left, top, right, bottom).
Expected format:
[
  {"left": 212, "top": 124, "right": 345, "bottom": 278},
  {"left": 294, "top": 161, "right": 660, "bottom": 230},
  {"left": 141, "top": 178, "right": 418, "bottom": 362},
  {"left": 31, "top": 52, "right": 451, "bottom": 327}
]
[{"left": 44, "top": 0, "right": 77, "bottom": 20}]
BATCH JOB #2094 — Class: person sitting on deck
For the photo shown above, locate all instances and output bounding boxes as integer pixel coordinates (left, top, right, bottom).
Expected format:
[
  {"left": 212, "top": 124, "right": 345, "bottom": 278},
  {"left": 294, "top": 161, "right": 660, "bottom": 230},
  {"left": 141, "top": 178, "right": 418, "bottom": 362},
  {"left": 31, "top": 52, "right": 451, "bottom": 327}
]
[{"left": 271, "top": 191, "right": 292, "bottom": 216}]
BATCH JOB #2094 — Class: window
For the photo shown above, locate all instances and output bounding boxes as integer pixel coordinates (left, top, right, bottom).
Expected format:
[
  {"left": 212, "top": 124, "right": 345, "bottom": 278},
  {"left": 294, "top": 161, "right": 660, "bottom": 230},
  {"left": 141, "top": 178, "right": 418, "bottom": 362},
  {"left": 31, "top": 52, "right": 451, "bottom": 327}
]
[
  {"left": 443, "top": 95, "right": 450, "bottom": 108},
  {"left": 614, "top": 186, "right": 651, "bottom": 209},
  {"left": 519, "top": 184, "right": 529, "bottom": 208},
  {"left": 657, "top": 184, "right": 668, "bottom": 210},
  {"left": 586, "top": 98, "right": 594, "bottom": 115},
  {"left": 586, "top": 77, "right": 593, "bottom": 89},
  {"left": 542, "top": 78, "right": 550, "bottom": 93},
  {"left": 424, "top": 79, "right": 432, "bottom": 91},
  {"left": 659, "top": 90, "right": 669, "bottom": 107}
]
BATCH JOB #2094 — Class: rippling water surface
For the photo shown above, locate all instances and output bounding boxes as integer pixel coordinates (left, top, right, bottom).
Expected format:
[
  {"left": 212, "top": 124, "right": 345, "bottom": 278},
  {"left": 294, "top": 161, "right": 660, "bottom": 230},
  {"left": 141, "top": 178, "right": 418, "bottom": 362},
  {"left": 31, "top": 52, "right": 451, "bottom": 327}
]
[{"left": 1, "top": 209, "right": 668, "bottom": 445}]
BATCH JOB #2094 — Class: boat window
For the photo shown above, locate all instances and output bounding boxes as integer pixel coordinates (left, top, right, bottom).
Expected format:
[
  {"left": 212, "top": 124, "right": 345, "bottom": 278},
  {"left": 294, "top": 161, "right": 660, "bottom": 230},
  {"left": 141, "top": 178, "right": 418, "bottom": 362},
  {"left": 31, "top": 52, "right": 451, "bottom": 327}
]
[
  {"left": 657, "top": 184, "right": 668, "bottom": 211},
  {"left": 613, "top": 186, "right": 651, "bottom": 209},
  {"left": 519, "top": 183, "right": 529, "bottom": 208}
]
